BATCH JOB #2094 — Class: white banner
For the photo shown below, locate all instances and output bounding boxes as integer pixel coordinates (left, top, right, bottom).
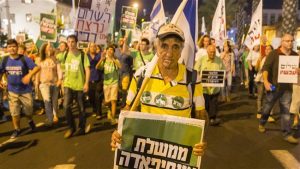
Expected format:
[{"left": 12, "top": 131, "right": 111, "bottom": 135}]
[
  {"left": 278, "top": 55, "right": 299, "bottom": 83},
  {"left": 75, "top": 0, "right": 116, "bottom": 45},
  {"left": 244, "top": 0, "right": 262, "bottom": 49},
  {"left": 211, "top": 0, "right": 226, "bottom": 47},
  {"left": 201, "top": 16, "right": 207, "bottom": 35}
]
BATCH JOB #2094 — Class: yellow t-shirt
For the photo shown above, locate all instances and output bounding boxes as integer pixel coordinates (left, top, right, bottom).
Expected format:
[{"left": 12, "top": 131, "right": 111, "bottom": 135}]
[{"left": 126, "top": 64, "right": 205, "bottom": 118}]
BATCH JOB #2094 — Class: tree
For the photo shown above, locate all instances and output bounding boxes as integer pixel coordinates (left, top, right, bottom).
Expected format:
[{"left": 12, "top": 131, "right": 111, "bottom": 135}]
[
  {"left": 199, "top": 0, "right": 245, "bottom": 35},
  {"left": 236, "top": 1, "right": 249, "bottom": 47},
  {"left": 281, "top": 0, "right": 298, "bottom": 35},
  {"left": 0, "top": 33, "right": 8, "bottom": 47}
]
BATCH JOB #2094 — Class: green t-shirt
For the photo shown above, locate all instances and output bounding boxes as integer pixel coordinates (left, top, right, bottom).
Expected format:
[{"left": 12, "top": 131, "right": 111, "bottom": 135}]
[
  {"left": 57, "top": 51, "right": 90, "bottom": 91},
  {"left": 99, "top": 59, "right": 119, "bottom": 85},
  {"left": 241, "top": 51, "right": 249, "bottom": 69},
  {"left": 131, "top": 50, "right": 154, "bottom": 70}
]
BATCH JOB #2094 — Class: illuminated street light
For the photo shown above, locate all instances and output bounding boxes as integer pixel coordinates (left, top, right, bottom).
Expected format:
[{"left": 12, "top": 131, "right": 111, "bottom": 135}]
[{"left": 133, "top": 2, "right": 138, "bottom": 8}]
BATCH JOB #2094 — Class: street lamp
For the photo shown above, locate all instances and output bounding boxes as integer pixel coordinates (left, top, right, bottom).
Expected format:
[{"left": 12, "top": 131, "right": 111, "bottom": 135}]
[{"left": 133, "top": 3, "right": 138, "bottom": 9}]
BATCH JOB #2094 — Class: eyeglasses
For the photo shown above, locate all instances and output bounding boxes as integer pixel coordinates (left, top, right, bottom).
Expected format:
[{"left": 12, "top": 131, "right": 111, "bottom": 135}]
[{"left": 282, "top": 40, "right": 294, "bottom": 42}]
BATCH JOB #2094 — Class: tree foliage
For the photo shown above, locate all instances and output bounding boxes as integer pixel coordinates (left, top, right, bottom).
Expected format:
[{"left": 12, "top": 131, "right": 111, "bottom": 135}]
[
  {"left": 199, "top": 0, "right": 247, "bottom": 33},
  {"left": 281, "top": 0, "right": 298, "bottom": 35}
]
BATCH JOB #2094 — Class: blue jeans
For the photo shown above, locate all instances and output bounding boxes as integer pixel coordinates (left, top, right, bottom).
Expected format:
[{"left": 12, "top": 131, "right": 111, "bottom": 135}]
[
  {"left": 260, "top": 90, "right": 292, "bottom": 135},
  {"left": 39, "top": 84, "right": 59, "bottom": 123},
  {"left": 63, "top": 87, "right": 86, "bottom": 131}
]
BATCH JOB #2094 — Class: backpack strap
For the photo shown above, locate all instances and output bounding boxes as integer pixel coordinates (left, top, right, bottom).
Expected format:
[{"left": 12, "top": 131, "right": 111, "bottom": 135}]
[
  {"left": 138, "top": 50, "right": 146, "bottom": 66},
  {"left": 186, "top": 68, "right": 197, "bottom": 118},
  {"left": 186, "top": 68, "right": 197, "bottom": 100},
  {"left": 1, "top": 56, "right": 9, "bottom": 70},
  {"left": 20, "top": 55, "right": 29, "bottom": 74},
  {"left": 63, "top": 50, "right": 69, "bottom": 63},
  {"left": 80, "top": 50, "right": 85, "bottom": 75}
]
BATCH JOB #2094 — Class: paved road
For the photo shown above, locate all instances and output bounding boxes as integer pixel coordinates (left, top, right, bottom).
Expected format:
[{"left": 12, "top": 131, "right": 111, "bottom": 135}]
[{"left": 0, "top": 86, "right": 299, "bottom": 169}]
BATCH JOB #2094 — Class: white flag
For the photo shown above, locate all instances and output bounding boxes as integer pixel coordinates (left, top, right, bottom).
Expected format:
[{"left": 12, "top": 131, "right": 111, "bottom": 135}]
[
  {"left": 211, "top": 0, "right": 226, "bottom": 47},
  {"left": 201, "top": 17, "right": 207, "bottom": 35},
  {"left": 142, "top": 0, "right": 166, "bottom": 42},
  {"left": 144, "top": 0, "right": 198, "bottom": 77},
  {"left": 171, "top": 0, "right": 198, "bottom": 70},
  {"left": 244, "top": 0, "right": 262, "bottom": 49}
]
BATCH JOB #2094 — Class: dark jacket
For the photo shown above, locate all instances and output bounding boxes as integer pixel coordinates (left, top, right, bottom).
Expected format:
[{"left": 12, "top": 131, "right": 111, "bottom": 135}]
[{"left": 262, "top": 48, "right": 298, "bottom": 91}]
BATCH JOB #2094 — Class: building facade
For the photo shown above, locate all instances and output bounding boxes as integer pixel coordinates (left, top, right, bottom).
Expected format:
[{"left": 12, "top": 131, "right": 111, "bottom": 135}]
[{"left": 0, "top": 0, "right": 76, "bottom": 42}]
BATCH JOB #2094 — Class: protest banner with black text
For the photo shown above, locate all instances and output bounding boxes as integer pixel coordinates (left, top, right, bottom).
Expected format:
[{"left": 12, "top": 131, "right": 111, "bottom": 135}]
[
  {"left": 114, "top": 111, "right": 205, "bottom": 169},
  {"left": 75, "top": 0, "right": 116, "bottom": 45},
  {"left": 278, "top": 55, "right": 299, "bottom": 83},
  {"left": 120, "top": 6, "right": 138, "bottom": 30},
  {"left": 244, "top": 0, "right": 262, "bottom": 49},
  {"left": 200, "top": 70, "right": 226, "bottom": 87}
]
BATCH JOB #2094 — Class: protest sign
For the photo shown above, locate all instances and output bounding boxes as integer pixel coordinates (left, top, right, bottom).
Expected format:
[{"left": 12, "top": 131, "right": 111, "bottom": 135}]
[
  {"left": 278, "top": 55, "right": 299, "bottom": 83},
  {"left": 120, "top": 6, "right": 138, "bottom": 30},
  {"left": 77, "top": 41, "right": 89, "bottom": 49},
  {"left": 75, "top": 0, "right": 116, "bottom": 45},
  {"left": 40, "top": 13, "right": 57, "bottom": 42},
  {"left": 200, "top": 70, "right": 225, "bottom": 87},
  {"left": 114, "top": 111, "right": 205, "bottom": 169},
  {"left": 142, "top": 22, "right": 151, "bottom": 31}
]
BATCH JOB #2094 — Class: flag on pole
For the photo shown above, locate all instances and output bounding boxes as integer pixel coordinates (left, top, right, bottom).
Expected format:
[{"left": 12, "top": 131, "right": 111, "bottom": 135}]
[
  {"left": 70, "top": 0, "right": 76, "bottom": 29},
  {"left": 171, "top": 0, "right": 198, "bottom": 70},
  {"left": 142, "top": 0, "right": 166, "bottom": 42},
  {"left": 201, "top": 16, "right": 207, "bottom": 35},
  {"left": 244, "top": 0, "right": 262, "bottom": 50},
  {"left": 211, "top": 0, "right": 226, "bottom": 47}
]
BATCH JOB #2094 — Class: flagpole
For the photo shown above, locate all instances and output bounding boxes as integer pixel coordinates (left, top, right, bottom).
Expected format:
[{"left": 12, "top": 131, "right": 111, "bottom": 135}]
[
  {"left": 130, "top": 0, "right": 189, "bottom": 111},
  {"left": 171, "top": 0, "right": 188, "bottom": 24}
]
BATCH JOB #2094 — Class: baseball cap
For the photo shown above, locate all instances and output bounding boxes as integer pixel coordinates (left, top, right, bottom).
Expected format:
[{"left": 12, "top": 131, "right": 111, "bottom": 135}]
[{"left": 157, "top": 24, "right": 185, "bottom": 41}]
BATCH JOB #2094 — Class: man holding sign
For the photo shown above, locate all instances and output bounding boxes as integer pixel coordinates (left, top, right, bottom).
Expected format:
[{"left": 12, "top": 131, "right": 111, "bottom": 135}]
[
  {"left": 194, "top": 45, "right": 225, "bottom": 126},
  {"left": 111, "top": 24, "right": 207, "bottom": 156},
  {"left": 259, "top": 34, "right": 299, "bottom": 144}
]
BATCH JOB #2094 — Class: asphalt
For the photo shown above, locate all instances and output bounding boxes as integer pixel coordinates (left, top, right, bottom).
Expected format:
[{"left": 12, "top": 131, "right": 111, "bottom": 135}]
[{"left": 0, "top": 83, "right": 299, "bottom": 169}]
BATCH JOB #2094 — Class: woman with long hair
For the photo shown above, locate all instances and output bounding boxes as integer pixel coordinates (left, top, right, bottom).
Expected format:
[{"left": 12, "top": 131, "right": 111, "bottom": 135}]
[
  {"left": 195, "top": 35, "right": 210, "bottom": 62},
  {"left": 220, "top": 40, "right": 235, "bottom": 102},
  {"left": 36, "top": 42, "right": 62, "bottom": 126}
]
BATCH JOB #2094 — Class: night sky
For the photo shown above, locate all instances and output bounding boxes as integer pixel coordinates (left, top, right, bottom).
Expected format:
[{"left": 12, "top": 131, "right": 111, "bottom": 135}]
[
  {"left": 113, "top": 0, "right": 299, "bottom": 29},
  {"left": 115, "top": 0, "right": 182, "bottom": 22},
  {"left": 114, "top": 0, "right": 300, "bottom": 20}
]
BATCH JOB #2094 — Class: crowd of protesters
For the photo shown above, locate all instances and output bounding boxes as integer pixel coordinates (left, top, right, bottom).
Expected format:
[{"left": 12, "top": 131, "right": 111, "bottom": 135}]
[{"left": 0, "top": 31, "right": 299, "bottom": 144}]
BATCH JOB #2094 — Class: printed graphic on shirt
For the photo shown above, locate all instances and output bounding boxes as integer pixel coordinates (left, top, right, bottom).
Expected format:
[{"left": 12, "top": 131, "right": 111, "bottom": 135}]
[
  {"left": 172, "top": 96, "right": 184, "bottom": 109},
  {"left": 40, "top": 60, "right": 56, "bottom": 68},
  {"left": 6, "top": 66, "right": 22, "bottom": 75},
  {"left": 154, "top": 94, "right": 167, "bottom": 107},
  {"left": 141, "top": 91, "right": 152, "bottom": 104},
  {"left": 65, "top": 59, "right": 79, "bottom": 72}
]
